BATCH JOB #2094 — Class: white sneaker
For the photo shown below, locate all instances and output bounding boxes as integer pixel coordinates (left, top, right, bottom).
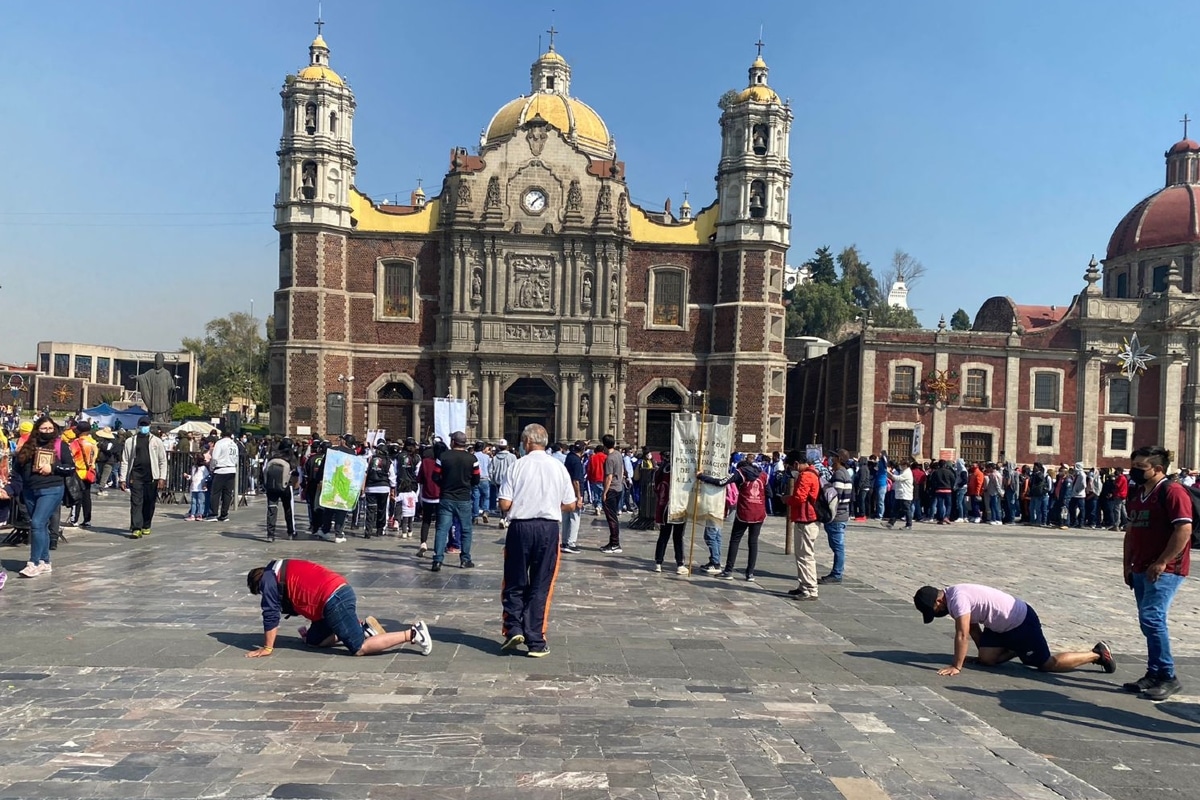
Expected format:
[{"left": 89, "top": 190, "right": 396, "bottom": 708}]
[
  {"left": 676, "top": 565, "right": 690, "bottom": 575},
  {"left": 654, "top": 563, "right": 663, "bottom": 573},
  {"left": 334, "top": 535, "right": 347, "bottom": 543},
  {"left": 418, "top": 542, "right": 428, "bottom": 555},
  {"left": 38, "top": 562, "right": 51, "bottom": 575},
  {"left": 18, "top": 561, "right": 41, "bottom": 578},
  {"left": 314, "top": 531, "right": 334, "bottom": 541},
  {"left": 411, "top": 620, "right": 433, "bottom": 655}
]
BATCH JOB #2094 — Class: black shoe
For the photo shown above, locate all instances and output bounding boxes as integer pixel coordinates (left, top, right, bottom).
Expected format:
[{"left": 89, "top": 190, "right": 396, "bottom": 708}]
[
  {"left": 817, "top": 574, "right": 843, "bottom": 585},
  {"left": 786, "top": 587, "right": 804, "bottom": 596},
  {"left": 1122, "top": 672, "right": 1157, "bottom": 693},
  {"left": 80, "top": 522, "right": 92, "bottom": 530},
  {"left": 430, "top": 562, "right": 442, "bottom": 572},
  {"left": 217, "top": 516, "right": 229, "bottom": 523},
  {"left": 1092, "top": 641, "right": 1116, "bottom": 674},
  {"left": 461, "top": 559, "right": 476, "bottom": 569},
  {"left": 1143, "top": 676, "right": 1182, "bottom": 701}
]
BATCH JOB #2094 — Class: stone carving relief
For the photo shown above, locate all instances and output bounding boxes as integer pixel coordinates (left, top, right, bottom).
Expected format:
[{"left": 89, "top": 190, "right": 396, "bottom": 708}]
[
  {"left": 617, "top": 192, "right": 628, "bottom": 225},
  {"left": 468, "top": 391, "right": 479, "bottom": 424},
  {"left": 510, "top": 255, "right": 553, "bottom": 311},
  {"left": 484, "top": 176, "right": 501, "bottom": 209},
  {"left": 608, "top": 395, "right": 616, "bottom": 424},
  {"left": 456, "top": 181, "right": 473, "bottom": 208},
  {"left": 505, "top": 324, "right": 555, "bottom": 342},
  {"left": 596, "top": 183, "right": 612, "bottom": 215},
  {"left": 526, "top": 126, "right": 548, "bottom": 156},
  {"left": 579, "top": 393, "right": 591, "bottom": 424},
  {"left": 609, "top": 272, "right": 620, "bottom": 314},
  {"left": 566, "top": 180, "right": 583, "bottom": 213}
]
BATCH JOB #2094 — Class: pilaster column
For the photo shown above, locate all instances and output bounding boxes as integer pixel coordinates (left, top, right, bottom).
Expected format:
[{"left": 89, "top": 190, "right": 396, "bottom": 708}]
[
  {"left": 480, "top": 370, "right": 492, "bottom": 441},
  {"left": 491, "top": 373, "right": 504, "bottom": 440},
  {"left": 598, "top": 373, "right": 611, "bottom": 435},
  {"left": 590, "top": 372, "right": 601, "bottom": 440},
  {"left": 615, "top": 370, "right": 627, "bottom": 442},
  {"left": 1079, "top": 355, "right": 1102, "bottom": 466},
  {"left": 932, "top": 351, "right": 948, "bottom": 459},
  {"left": 1186, "top": 338, "right": 1200, "bottom": 467},
  {"left": 1161, "top": 357, "right": 1184, "bottom": 460},
  {"left": 857, "top": 344, "right": 876, "bottom": 456},
  {"left": 1004, "top": 353, "right": 1020, "bottom": 461}
]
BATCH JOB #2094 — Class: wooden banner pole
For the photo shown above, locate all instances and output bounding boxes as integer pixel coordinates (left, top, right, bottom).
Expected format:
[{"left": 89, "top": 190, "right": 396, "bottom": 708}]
[{"left": 685, "top": 396, "right": 710, "bottom": 574}]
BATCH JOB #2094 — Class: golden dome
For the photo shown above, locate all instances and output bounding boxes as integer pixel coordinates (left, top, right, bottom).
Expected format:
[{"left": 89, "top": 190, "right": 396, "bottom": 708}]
[
  {"left": 485, "top": 93, "right": 612, "bottom": 157},
  {"left": 311, "top": 34, "right": 329, "bottom": 49},
  {"left": 752, "top": 55, "right": 767, "bottom": 69},
  {"left": 736, "top": 84, "right": 779, "bottom": 104},
  {"left": 537, "top": 49, "right": 566, "bottom": 64},
  {"left": 297, "top": 65, "right": 344, "bottom": 85}
]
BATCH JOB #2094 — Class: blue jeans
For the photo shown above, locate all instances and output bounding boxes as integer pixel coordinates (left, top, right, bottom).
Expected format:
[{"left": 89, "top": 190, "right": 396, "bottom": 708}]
[
  {"left": 824, "top": 521, "right": 845, "bottom": 578},
  {"left": 703, "top": 521, "right": 722, "bottom": 565},
  {"left": 304, "top": 585, "right": 364, "bottom": 654},
  {"left": 1030, "top": 495, "right": 1048, "bottom": 525},
  {"left": 1132, "top": 571, "right": 1185, "bottom": 677},
  {"left": 932, "top": 493, "right": 951, "bottom": 522},
  {"left": 189, "top": 491, "right": 205, "bottom": 518},
  {"left": 589, "top": 481, "right": 604, "bottom": 506},
  {"left": 434, "top": 497, "right": 474, "bottom": 564},
  {"left": 472, "top": 482, "right": 490, "bottom": 518},
  {"left": 987, "top": 495, "right": 1002, "bottom": 522},
  {"left": 874, "top": 485, "right": 886, "bottom": 518},
  {"left": 24, "top": 484, "right": 63, "bottom": 565},
  {"left": 954, "top": 486, "right": 967, "bottom": 520}
]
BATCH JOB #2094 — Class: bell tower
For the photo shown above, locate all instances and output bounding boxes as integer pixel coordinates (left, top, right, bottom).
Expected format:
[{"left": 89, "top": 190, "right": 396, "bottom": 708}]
[
  {"left": 709, "top": 40, "right": 793, "bottom": 449},
  {"left": 275, "top": 21, "right": 357, "bottom": 228}
]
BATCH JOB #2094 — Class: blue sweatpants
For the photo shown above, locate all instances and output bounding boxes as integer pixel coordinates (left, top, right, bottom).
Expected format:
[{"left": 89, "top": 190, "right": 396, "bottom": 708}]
[{"left": 501, "top": 519, "right": 561, "bottom": 653}]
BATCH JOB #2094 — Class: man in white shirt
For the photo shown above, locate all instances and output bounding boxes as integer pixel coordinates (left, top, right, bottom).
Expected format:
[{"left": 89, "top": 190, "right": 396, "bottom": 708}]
[
  {"left": 498, "top": 423, "right": 578, "bottom": 658},
  {"left": 209, "top": 427, "right": 241, "bottom": 522}
]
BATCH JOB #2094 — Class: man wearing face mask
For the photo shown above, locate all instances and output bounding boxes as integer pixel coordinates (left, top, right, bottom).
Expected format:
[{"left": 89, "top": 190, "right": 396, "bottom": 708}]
[
  {"left": 1122, "top": 446, "right": 1192, "bottom": 701},
  {"left": 119, "top": 415, "right": 169, "bottom": 539}
]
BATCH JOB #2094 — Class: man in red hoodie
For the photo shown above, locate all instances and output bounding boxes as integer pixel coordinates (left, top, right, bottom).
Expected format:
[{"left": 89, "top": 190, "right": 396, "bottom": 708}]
[
  {"left": 1110, "top": 467, "right": 1129, "bottom": 531},
  {"left": 786, "top": 452, "right": 822, "bottom": 601},
  {"left": 245, "top": 558, "right": 432, "bottom": 658}
]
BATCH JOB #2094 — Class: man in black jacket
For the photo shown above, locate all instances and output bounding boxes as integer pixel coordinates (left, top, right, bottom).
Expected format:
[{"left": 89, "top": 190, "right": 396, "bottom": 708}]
[{"left": 431, "top": 431, "right": 480, "bottom": 571}]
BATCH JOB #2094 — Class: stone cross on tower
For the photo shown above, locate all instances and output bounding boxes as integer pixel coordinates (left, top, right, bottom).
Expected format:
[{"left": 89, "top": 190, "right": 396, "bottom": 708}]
[{"left": 1182, "top": 113, "right": 1191, "bottom": 139}]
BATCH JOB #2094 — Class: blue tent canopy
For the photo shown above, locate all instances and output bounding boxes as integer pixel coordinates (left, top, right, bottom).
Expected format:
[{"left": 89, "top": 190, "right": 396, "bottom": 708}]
[{"left": 82, "top": 403, "right": 148, "bottom": 431}]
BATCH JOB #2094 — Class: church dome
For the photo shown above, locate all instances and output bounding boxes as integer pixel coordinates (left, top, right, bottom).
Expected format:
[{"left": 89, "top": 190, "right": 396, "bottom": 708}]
[
  {"left": 482, "top": 46, "right": 614, "bottom": 159},
  {"left": 1169, "top": 138, "right": 1200, "bottom": 154},
  {"left": 296, "top": 34, "right": 344, "bottom": 85},
  {"left": 1106, "top": 185, "right": 1200, "bottom": 259}
]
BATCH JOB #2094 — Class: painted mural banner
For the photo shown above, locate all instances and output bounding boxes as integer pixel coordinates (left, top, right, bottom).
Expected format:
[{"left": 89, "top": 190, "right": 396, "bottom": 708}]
[
  {"left": 668, "top": 411, "right": 734, "bottom": 525},
  {"left": 318, "top": 448, "right": 366, "bottom": 511}
]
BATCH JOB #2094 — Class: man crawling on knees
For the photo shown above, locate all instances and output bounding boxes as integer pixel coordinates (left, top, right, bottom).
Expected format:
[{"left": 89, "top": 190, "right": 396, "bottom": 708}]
[
  {"left": 245, "top": 559, "right": 432, "bottom": 658},
  {"left": 913, "top": 583, "right": 1116, "bottom": 677}
]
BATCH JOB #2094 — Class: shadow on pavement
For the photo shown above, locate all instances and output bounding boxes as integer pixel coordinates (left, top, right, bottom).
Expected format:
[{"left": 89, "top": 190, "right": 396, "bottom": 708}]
[
  {"left": 946, "top": 685, "right": 1200, "bottom": 748},
  {"left": 433, "top": 627, "right": 508, "bottom": 656},
  {"left": 206, "top": 630, "right": 303, "bottom": 652},
  {"left": 843, "top": 649, "right": 947, "bottom": 671}
]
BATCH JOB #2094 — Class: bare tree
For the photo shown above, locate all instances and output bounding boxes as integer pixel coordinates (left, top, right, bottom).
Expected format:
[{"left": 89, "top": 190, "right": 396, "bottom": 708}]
[{"left": 884, "top": 249, "right": 927, "bottom": 288}]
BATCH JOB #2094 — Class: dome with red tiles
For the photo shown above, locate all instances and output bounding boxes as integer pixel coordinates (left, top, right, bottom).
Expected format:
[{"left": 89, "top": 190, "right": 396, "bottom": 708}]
[
  {"left": 1169, "top": 138, "right": 1200, "bottom": 154},
  {"left": 1106, "top": 185, "right": 1200, "bottom": 260}
]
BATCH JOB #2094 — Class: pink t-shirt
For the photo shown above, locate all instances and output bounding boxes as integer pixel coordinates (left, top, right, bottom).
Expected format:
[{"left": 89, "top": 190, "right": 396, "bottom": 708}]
[{"left": 944, "top": 584, "right": 1028, "bottom": 633}]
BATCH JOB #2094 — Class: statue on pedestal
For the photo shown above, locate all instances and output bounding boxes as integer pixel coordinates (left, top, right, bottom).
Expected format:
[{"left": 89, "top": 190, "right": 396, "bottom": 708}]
[{"left": 136, "top": 352, "right": 175, "bottom": 423}]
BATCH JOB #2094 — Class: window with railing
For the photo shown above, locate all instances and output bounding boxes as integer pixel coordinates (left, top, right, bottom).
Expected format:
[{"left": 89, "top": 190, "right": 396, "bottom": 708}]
[
  {"left": 891, "top": 365, "right": 916, "bottom": 403},
  {"left": 963, "top": 368, "right": 987, "bottom": 407}
]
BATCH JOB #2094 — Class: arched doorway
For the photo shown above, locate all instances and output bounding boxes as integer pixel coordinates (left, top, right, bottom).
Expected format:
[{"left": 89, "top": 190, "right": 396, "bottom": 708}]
[
  {"left": 644, "top": 386, "right": 683, "bottom": 450},
  {"left": 376, "top": 382, "right": 413, "bottom": 440},
  {"left": 503, "top": 378, "right": 555, "bottom": 445}
]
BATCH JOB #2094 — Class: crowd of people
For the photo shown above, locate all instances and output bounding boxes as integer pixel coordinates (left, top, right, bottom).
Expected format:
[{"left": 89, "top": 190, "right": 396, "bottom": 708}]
[{"left": 0, "top": 415, "right": 1190, "bottom": 700}]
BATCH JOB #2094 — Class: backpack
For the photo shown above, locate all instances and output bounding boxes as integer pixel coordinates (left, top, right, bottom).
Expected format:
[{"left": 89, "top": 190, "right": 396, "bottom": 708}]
[
  {"left": 816, "top": 477, "right": 838, "bottom": 523},
  {"left": 1157, "top": 477, "right": 1200, "bottom": 549},
  {"left": 262, "top": 456, "right": 292, "bottom": 493},
  {"left": 725, "top": 481, "right": 739, "bottom": 513},
  {"left": 367, "top": 453, "right": 390, "bottom": 483}
]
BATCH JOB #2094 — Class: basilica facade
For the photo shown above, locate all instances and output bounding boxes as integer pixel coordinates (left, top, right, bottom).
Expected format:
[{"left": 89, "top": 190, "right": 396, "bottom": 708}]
[{"left": 269, "top": 30, "right": 792, "bottom": 449}]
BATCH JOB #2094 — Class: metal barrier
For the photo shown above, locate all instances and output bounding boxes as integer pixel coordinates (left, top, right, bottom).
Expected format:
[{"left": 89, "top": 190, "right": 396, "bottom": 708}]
[{"left": 161, "top": 451, "right": 253, "bottom": 504}]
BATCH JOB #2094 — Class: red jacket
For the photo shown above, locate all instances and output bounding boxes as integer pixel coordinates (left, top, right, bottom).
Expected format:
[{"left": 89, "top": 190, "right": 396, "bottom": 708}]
[
  {"left": 1113, "top": 473, "right": 1129, "bottom": 500},
  {"left": 967, "top": 467, "right": 985, "bottom": 497},
  {"left": 787, "top": 466, "right": 821, "bottom": 523},
  {"left": 586, "top": 451, "right": 608, "bottom": 483}
]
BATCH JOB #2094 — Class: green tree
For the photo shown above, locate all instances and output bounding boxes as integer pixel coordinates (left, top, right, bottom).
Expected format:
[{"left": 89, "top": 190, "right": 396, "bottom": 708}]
[
  {"left": 786, "top": 281, "right": 855, "bottom": 341},
  {"left": 183, "top": 312, "right": 268, "bottom": 415},
  {"left": 803, "top": 246, "right": 838, "bottom": 285},
  {"left": 837, "top": 245, "right": 879, "bottom": 309},
  {"left": 950, "top": 308, "right": 972, "bottom": 331},
  {"left": 870, "top": 303, "right": 921, "bottom": 329},
  {"left": 171, "top": 401, "right": 204, "bottom": 419}
]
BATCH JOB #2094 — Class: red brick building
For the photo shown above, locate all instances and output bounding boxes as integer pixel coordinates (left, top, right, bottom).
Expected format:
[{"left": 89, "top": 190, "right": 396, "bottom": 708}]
[
  {"left": 789, "top": 132, "right": 1200, "bottom": 468},
  {"left": 271, "top": 32, "right": 792, "bottom": 449}
]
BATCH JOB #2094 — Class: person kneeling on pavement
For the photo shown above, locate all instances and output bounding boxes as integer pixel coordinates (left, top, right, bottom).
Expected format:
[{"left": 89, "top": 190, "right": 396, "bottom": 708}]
[
  {"left": 245, "top": 558, "right": 432, "bottom": 658},
  {"left": 914, "top": 582, "right": 1115, "bottom": 677}
]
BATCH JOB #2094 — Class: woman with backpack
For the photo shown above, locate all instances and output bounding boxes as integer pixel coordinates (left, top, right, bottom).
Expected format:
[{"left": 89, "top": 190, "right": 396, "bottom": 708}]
[
  {"left": 13, "top": 416, "right": 77, "bottom": 578},
  {"left": 697, "top": 458, "right": 769, "bottom": 582}
]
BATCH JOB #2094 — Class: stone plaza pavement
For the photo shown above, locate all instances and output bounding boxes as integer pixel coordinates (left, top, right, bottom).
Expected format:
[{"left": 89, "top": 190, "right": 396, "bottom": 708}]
[{"left": 0, "top": 494, "right": 1197, "bottom": 800}]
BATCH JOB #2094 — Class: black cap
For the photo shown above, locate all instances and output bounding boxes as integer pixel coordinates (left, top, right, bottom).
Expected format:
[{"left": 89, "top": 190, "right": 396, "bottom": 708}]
[
  {"left": 405, "top": 436, "right": 417, "bottom": 446},
  {"left": 450, "top": 431, "right": 468, "bottom": 446},
  {"left": 137, "top": 416, "right": 151, "bottom": 427},
  {"left": 342, "top": 433, "right": 357, "bottom": 446},
  {"left": 913, "top": 586, "right": 940, "bottom": 624},
  {"left": 279, "top": 437, "right": 294, "bottom": 451}
]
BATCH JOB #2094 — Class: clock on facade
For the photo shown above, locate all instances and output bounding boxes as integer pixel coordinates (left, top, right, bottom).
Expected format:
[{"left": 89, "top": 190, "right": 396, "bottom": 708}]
[{"left": 522, "top": 188, "right": 548, "bottom": 214}]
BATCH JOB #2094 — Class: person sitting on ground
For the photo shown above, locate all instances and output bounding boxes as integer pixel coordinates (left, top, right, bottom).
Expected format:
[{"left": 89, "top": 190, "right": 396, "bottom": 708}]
[
  {"left": 245, "top": 558, "right": 432, "bottom": 658},
  {"left": 913, "top": 582, "right": 1116, "bottom": 677}
]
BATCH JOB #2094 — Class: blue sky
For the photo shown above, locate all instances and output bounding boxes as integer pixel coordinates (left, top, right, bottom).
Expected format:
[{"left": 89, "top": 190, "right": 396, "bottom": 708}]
[{"left": 1, "top": 0, "right": 1192, "bottom": 363}]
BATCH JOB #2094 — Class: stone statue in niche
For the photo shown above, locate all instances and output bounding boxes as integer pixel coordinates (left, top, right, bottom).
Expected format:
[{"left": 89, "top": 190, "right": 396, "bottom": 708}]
[
  {"left": 579, "top": 393, "right": 590, "bottom": 424},
  {"left": 484, "top": 176, "right": 500, "bottom": 209},
  {"left": 608, "top": 395, "right": 616, "bottom": 425},
  {"left": 304, "top": 103, "right": 316, "bottom": 132},
  {"left": 596, "top": 183, "right": 612, "bottom": 214},
  {"left": 581, "top": 272, "right": 593, "bottom": 308},
  {"left": 609, "top": 274, "right": 619, "bottom": 314},
  {"left": 468, "top": 391, "right": 479, "bottom": 424},
  {"left": 566, "top": 180, "right": 583, "bottom": 213},
  {"left": 470, "top": 270, "right": 482, "bottom": 309},
  {"left": 526, "top": 126, "right": 548, "bottom": 156},
  {"left": 456, "top": 181, "right": 473, "bottom": 207},
  {"left": 617, "top": 193, "right": 628, "bottom": 225}
]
